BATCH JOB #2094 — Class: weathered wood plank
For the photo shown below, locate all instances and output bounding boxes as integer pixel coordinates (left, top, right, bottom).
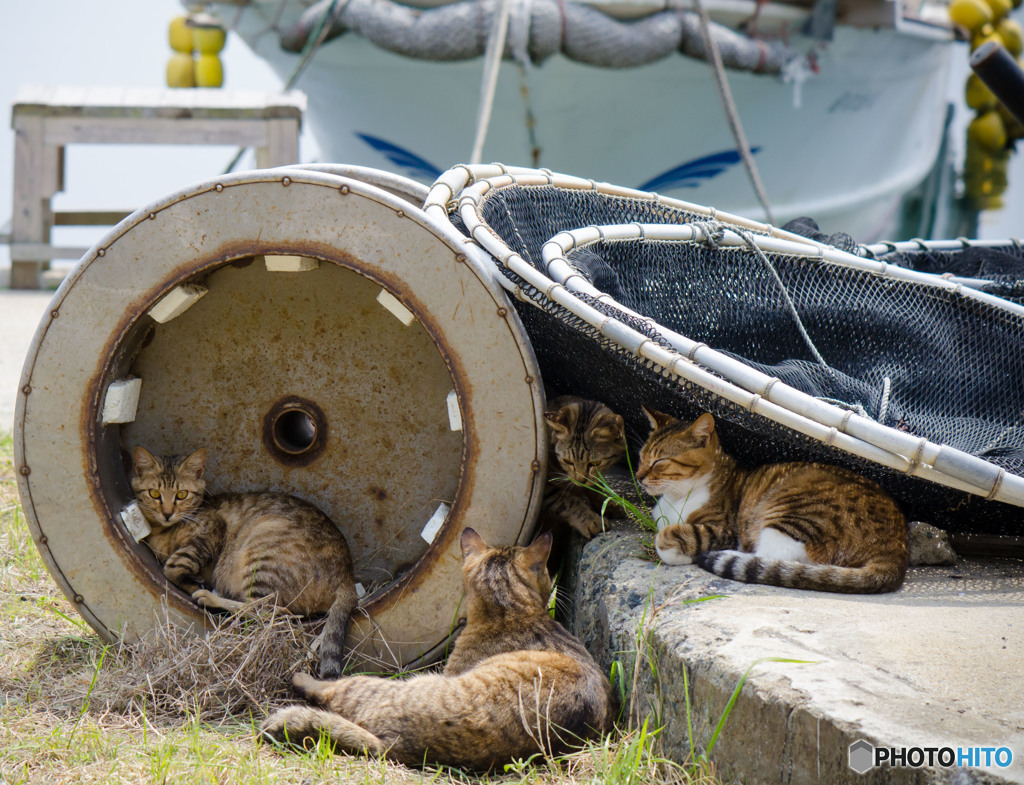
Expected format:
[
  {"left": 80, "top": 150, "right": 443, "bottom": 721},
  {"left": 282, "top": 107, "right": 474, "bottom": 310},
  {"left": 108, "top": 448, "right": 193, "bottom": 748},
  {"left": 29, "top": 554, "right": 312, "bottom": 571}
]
[
  {"left": 13, "top": 86, "right": 305, "bottom": 121},
  {"left": 257, "top": 118, "right": 300, "bottom": 168},
  {"left": 7, "top": 86, "right": 304, "bottom": 288},
  {"left": 10, "top": 242, "right": 90, "bottom": 261},
  {"left": 54, "top": 210, "right": 132, "bottom": 226},
  {"left": 10, "top": 115, "right": 48, "bottom": 289},
  {"left": 40, "top": 116, "right": 278, "bottom": 146}
]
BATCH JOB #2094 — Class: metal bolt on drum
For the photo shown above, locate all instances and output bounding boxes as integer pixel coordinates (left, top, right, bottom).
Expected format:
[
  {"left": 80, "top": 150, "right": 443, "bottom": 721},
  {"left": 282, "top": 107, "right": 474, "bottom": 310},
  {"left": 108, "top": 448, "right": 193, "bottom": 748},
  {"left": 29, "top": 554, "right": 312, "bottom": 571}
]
[{"left": 14, "top": 166, "right": 547, "bottom": 669}]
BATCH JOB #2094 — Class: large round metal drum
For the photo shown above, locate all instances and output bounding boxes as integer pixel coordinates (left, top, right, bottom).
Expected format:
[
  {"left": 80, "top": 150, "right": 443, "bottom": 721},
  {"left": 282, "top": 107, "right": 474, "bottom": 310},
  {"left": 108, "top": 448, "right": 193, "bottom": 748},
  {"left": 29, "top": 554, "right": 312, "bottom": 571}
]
[{"left": 14, "top": 168, "right": 546, "bottom": 668}]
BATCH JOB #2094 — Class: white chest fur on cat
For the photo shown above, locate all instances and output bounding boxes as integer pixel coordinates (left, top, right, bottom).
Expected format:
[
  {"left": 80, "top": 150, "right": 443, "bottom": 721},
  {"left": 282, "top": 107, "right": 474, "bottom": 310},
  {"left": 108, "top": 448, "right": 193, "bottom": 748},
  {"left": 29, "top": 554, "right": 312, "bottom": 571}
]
[{"left": 650, "top": 473, "right": 711, "bottom": 531}]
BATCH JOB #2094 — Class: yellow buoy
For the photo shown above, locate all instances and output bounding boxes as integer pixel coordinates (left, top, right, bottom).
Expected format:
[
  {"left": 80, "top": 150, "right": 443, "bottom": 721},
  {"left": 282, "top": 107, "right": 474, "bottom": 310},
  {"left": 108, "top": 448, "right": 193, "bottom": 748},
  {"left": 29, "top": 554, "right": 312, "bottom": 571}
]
[
  {"left": 962, "top": 167, "right": 1007, "bottom": 202},
  {"left": 195, "top": 54, "right": 224, "bottom": 88},
  {"left": 193, "top": 24, "right": 227, "bottom": 55},
  {"left": 997, "top": 103, "right": 1024, "bottom": 139},
  {"left": 990, "top": 163, "right": 1010, "bottom": 191},
  {"left": 971, "top": 23, "right": 1004, "bottom": 51},
  {"left": 168, "top": 15, "right": 194, "bottom": 54},
  {"left": 968, "top": 110, "right": 1008, "bottom": 151},
  {"left": 965, "top": 141, "right": 996, "bottom": 173},
  {"left": 997, "top": 17, "right": 1023, "bottom": 56},
  {"left": 965, "top": 73, "right": 998, "bottom": 110},
  {"left": 949, "top": 0, "right": 993, "bottom": 32},
  {"left": 166, "top": 52, "right": 196, "bottom": 88},
  {"left": 984, "top": 195, "right": 1005, "bottom": 209},
  {"left": 980, "top": 0, "right": 1013, "bottom": 19}
]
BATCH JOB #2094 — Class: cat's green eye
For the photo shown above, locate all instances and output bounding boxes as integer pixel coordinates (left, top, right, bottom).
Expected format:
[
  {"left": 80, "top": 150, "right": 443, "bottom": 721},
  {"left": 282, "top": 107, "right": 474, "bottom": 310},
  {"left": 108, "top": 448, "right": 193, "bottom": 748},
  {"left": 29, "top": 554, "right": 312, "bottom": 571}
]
[
  {"left": 148, "top": 489, "right": 161, "bottom": 499},
  {"left": 175, "top": 490, "right": 188, "bottom": 500}
]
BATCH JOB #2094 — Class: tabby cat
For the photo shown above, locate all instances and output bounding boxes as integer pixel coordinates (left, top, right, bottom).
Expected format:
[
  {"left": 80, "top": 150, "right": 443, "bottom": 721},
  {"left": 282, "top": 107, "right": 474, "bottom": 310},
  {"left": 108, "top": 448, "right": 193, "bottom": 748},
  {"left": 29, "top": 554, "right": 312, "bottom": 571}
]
[
  {"left": 636, "top": 410, "right": 908, "bottom": 594},
  {"left": 542, "top": 395, "right": 627, "bottom": 538},
  {"left": 131, "top": 446, "right": 358, "bottom": 678},
  {"left": 260, "top": 528, "right": 613, "bottom": 769}
]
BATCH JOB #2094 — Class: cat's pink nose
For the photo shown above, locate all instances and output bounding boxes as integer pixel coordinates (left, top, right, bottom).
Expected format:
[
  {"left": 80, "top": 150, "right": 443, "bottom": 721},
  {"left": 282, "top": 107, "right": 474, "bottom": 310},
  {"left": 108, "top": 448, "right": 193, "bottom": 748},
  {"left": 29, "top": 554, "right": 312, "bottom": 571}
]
[{"left": 636, "top": 465, "right": 649, "bottom": 481}]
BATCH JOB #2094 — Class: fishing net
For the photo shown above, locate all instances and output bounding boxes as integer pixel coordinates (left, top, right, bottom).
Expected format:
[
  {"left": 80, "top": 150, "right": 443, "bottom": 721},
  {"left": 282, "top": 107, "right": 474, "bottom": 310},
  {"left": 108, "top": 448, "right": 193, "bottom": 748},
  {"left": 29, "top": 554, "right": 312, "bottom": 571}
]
[
  {"left": 857, "top": 237, "right": 1024, "bottom": 303},
  {"left": 427, "top": 166, "right": 1024, "bottom": 538}
]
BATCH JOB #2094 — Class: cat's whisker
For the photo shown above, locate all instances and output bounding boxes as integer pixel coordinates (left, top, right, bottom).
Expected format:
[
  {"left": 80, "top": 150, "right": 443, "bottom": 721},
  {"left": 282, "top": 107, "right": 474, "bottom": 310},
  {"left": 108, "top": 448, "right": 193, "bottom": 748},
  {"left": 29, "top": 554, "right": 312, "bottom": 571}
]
[{"left": 551, "top": 586, "right": 576, "bottom": 618}]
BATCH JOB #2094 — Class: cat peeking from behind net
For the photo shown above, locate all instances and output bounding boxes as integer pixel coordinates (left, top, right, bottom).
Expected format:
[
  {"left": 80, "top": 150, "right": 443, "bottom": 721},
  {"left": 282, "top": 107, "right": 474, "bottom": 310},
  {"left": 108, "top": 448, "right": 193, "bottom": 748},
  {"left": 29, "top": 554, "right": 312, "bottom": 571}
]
[
  {"left": 542, "top": 395, "right": 627, "bottom": 538},
  {"left": 636, "top": 409, "right": 908, "bottom": 594},
  {"left": 260, "top": 528, "right": 613, "bottom": 769},
  {"left": 130, "top": 446, "right": 358, "bottom": 678}
]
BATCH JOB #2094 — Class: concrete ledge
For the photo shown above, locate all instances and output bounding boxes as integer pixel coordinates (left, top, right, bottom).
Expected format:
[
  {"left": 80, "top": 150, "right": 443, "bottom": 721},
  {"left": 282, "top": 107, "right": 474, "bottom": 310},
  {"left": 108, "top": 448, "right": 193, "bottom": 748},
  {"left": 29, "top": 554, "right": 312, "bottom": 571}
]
[{"left": 571, "top": 530, "right": 1024, "bottom": 785}]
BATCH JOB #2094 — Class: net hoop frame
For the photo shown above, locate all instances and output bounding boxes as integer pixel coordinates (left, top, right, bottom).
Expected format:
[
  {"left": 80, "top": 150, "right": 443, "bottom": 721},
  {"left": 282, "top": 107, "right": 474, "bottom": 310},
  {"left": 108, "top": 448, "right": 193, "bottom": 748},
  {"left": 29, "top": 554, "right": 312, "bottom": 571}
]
[
  {"left": 425, "top": 164, "right": 1024, "bottom": 508},
  {"left": 857, "top": 236, "right": 1024, "bottom": 291}
]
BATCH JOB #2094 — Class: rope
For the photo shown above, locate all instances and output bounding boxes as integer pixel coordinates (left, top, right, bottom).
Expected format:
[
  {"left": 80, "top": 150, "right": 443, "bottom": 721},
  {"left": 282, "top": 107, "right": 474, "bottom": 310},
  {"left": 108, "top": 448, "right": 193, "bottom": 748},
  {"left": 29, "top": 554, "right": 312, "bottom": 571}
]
[
  {"left": 700, "top": 221, "right": 906, "bottom": 423},
  {"left": 283, "top": 0, "right": 347, "bottom": 89},
  {"left": 470, "top": 0, "right": 514, "bottom": 164},
  {"left": 223, "top": 0, "right": 344, "bottom": 174},
  {"left": 877, "top": 376, "right": 891, "bottom": 423},
  {"left": 690, "top": 0, "right": 775, "bottom": 225},
  {"left": 510, "top": 0, "right": 542, "bottom": 165},
  {"left": 698, "top": 222, "right": 831, "bottom": 371},
  {"left": 518, "top": 65, "right": 543, "bottom": 167}
]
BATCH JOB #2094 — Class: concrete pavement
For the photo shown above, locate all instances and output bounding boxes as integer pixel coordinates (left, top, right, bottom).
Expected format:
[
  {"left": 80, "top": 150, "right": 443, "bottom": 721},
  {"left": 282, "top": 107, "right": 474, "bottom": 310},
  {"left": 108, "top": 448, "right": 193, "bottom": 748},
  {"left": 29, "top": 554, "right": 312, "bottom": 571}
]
[
  {"left": 0, "top": 265, "right": 59, "bottom": 434},
  {"left": 572, "top": 528, "right": 1024, "bottom": 784}
]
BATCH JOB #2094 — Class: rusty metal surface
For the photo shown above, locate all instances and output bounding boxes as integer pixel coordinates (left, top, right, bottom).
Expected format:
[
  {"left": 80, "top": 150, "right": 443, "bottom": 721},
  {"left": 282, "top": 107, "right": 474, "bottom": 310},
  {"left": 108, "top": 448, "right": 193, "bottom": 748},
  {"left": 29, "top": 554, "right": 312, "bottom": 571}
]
[
  {"left": 122, "top": 259, "right": 463, "bottom": 587},
  {"left": 15, "top": 169, "right": 546, "bottom": 666}
]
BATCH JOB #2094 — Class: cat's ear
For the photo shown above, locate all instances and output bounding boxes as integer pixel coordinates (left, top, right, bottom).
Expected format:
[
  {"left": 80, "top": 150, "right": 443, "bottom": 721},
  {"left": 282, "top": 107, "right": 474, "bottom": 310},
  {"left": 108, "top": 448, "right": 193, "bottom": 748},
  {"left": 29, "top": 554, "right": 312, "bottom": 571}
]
[
  {"left": 179, "top": 448, "right": 207, "bottom": 480},
  {"left": 589, "top": 412, "right": 624, "bottom": 442},
  {"left": 642, "top": 407, "right": 676, "bottom": 431},
  {"left": 543, "top": 409, "right": 570, "bottom": 436},
  {"left": 460, "top": 527, "right": 489, "bottom": 559},
  {"left": 132, "top": 446, "right": 156, "bottom": 476},
  {"left": 691, "top": 413, "right": 716, "bottom": 446},
  {"left": 522, "top": 531, "right": 553, "bottom": 573}
]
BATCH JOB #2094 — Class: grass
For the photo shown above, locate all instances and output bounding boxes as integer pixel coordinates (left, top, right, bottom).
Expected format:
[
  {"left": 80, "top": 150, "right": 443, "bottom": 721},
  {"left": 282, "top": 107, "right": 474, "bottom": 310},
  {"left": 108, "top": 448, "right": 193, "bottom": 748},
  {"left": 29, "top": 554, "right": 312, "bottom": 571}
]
[{"left": 0, "top": 432, "right": 730, "bottom": 785}]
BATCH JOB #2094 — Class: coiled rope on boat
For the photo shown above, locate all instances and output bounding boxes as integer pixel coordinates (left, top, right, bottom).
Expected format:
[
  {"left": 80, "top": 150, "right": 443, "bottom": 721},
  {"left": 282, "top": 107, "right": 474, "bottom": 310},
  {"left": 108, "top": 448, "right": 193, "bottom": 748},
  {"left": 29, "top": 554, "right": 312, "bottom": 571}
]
[{"left": 279, "top": 0, "right": 794, "bottom": 75}]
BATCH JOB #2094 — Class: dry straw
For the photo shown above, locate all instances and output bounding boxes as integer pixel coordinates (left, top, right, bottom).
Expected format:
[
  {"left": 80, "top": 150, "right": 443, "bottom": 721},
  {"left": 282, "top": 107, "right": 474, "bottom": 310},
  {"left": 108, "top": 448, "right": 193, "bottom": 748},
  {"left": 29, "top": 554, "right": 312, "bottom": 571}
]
[{"left": 80, "top": 597, "right": 319, "bottom": 724}]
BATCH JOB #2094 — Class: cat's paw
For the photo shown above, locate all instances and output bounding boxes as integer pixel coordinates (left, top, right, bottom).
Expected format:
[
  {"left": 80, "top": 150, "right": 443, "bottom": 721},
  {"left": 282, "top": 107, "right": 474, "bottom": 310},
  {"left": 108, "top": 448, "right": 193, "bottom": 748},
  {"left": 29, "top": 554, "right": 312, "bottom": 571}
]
[
  {"left": 656, "top": 546, "right": 694, "bottom": 565},
  {"left": 163, "top": 554, "right": 200, "bottom": 583},
  {"left": 191, "top": 588, "right": 216, "bottom": 606},
  {"left": 568, "top": 512, "right": 605, "bottom": 539},
  {"left": 190, "top": 589, "right": 246, "bottom": 614},
  {"left": 655, "top": 529, "right": 694, "bottom": 565}
]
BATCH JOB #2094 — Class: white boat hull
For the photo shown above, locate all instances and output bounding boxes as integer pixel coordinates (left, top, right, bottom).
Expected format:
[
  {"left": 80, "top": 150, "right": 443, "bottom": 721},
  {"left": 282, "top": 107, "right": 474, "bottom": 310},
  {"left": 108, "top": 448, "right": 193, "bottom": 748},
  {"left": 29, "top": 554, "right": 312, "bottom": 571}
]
[{"left": 219, "top": 2, "right": 954, "bottom": 241}]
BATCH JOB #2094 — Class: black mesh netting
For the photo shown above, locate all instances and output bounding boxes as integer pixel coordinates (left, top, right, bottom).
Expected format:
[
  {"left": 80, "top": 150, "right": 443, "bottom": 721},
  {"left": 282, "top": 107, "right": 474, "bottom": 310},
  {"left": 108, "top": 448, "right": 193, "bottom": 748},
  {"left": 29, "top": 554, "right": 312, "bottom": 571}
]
[
  {"left": 458, "top": 184, "right": 1024, "bottom": 537},
  {"left": 865, "top": 242, "right": 1024, "bottom": 303}
]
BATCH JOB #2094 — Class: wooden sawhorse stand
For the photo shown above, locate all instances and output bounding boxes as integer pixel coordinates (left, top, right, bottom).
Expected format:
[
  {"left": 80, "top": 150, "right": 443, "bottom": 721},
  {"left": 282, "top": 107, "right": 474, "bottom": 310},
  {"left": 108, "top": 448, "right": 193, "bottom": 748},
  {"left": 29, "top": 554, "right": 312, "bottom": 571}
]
[{"left": 9, "top": 86, "right": 305, "bottom": 289}]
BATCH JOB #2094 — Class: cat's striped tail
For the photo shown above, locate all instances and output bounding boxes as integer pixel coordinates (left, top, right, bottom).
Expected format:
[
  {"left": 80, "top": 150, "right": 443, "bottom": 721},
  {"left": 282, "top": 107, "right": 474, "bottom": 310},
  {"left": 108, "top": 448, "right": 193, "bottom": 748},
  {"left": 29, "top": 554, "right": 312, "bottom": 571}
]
[
  {"left": 695, "top": 550, "right": 906, "bottom": 594},
  {"left": 317, "top": 582, "right": 359, "bottom": 679}
]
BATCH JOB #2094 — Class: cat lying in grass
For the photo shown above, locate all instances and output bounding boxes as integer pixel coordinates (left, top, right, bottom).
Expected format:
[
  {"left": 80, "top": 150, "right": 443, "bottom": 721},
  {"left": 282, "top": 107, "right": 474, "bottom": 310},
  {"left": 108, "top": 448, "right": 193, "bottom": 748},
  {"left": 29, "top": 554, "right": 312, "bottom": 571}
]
[{"left": 260, "top": 528, "right": 613, "bottom": 769}]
